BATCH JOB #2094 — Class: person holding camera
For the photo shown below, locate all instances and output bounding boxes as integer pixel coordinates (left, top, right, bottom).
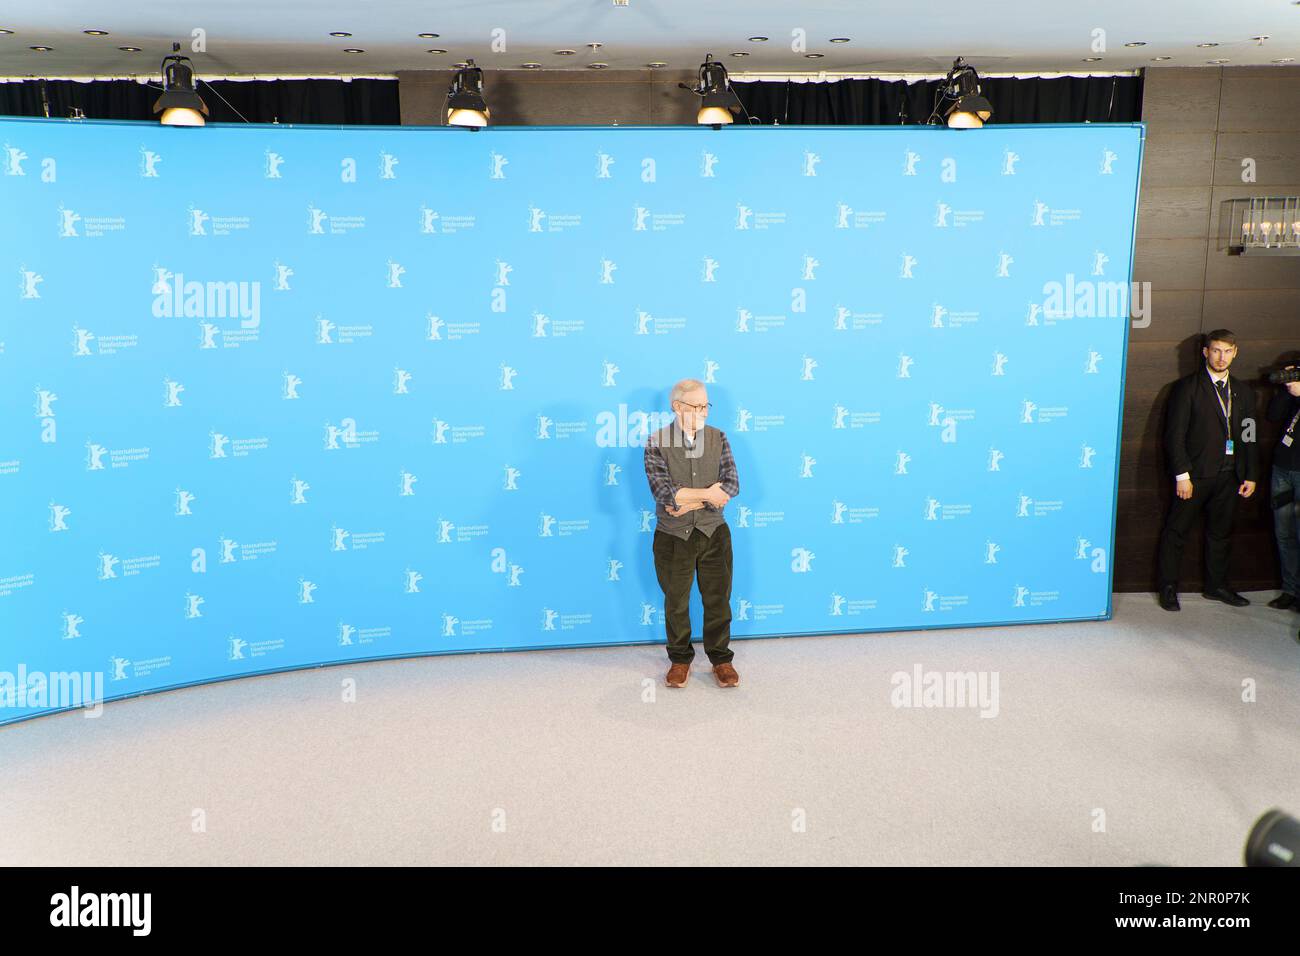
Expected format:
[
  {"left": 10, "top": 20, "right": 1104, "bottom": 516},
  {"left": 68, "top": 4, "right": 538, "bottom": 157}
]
[
  {"left": 1156, "top": 330, "right": 1258, "bottom": 611},
  {"left": 1264, "top": 363, "right": 1300, "bottom": 610}
]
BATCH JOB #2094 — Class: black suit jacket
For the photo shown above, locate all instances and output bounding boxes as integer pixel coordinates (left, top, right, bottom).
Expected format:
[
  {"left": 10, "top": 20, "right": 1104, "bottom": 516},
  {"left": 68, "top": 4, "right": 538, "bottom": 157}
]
[{"left": 1163, "top": 368, "right": 1259, "bottom": 481}]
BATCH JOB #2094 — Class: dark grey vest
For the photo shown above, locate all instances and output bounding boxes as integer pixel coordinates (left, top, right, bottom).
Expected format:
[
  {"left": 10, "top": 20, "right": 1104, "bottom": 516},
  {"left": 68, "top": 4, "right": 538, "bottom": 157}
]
[{"left": 650, "top": 420, "right": 724, "bottom": 540}]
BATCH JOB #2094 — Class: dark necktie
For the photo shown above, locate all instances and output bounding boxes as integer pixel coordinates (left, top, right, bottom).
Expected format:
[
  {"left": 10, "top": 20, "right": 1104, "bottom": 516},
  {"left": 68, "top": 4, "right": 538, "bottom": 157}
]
[{"left": 1216, "top": 380, "right": 1234, "bottom": 472}]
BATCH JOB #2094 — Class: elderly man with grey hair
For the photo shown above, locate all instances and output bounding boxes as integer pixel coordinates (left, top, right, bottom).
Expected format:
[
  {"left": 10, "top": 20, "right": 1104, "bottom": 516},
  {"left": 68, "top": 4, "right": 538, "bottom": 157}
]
[{"left": 643, "top": 377, "right": 741, "bottom": 688}]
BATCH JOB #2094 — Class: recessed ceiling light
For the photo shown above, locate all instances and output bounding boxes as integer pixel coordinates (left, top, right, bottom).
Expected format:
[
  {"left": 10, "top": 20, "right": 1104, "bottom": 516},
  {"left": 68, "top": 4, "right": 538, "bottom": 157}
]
[
  {"left": 829, "top": 38, "right": 851, "bottom": 43},
  {"left": 1207, "top": 58, "right": 1230, "bottom": 64},
  {"left": 748, "top": 36, "right": 768, "bottom": 42},
  {"left": 343, "top": 48, "right": 365, "bottom": 54},
  {"left": 417, "top": 33, "right": 439, "bottom": 39},
  {"left": 587, "top": 62, "right": 608, "bottom": 69},
  {"left": 1124, "top": 41, "right": 1146, "bottom": 47},
  {"left": 554, "top": 49, "right": 576, "bottom": 55},
  {"left": 1151, "top": 56, "right": 1173, "bottom": 61},
  {"left": 730, "top": 51, "right": 749, "bottom": 57},
  {"left": 1196, "top": 42, "right": 1219, "bottom": 48},
  {"left": 1252, "top": 35, "right": 1270, "bottom": 41},
  {"left": 119, "top": 46, "right": 141, "bottom": 52},
  {"left": 647, "top": 61, "right": 667, "bottom": 68},
  {"left": 804, "top": 52, "right": 824, "bottom": 58},
  {"left": 0, "top": 29, "right": 15, "bottom": 35},
  {"left": 426, "top": 49, "right": 447, "bottom": 54},
  {"left": 587, "top": 42, "right": 603, "bottom": 50},
  {"left": 83, "top": 30, "right": 109, "bottom": 36},
  {"left": 1082, "top": 57, "right": 1103, "bottom": 62},
  {"left": 329, "top": 32, "right": 352, "bottom": 38},
  {"left": 1273, "top": 57, "right": 1295, "bottom": 63},
  {"left": 452, "top": 62, "right": 469, "bottom": 69},
  {"left": 29, "top": 45, "right": 52, "bottom": 52},
  {"left": 521, "top": 62, "right": 541, "bottom": 69}
]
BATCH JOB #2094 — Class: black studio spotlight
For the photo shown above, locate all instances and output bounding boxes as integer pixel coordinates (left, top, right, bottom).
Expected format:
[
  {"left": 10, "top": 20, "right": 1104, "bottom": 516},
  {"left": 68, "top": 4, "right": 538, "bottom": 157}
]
[
  {"left": 941, "top": 56, "right": 993, "bottom": 129},
  {"left": 153, "top": 44, "right": 209, "bottom": 127},
  {"left": 682, "top": 53, "right": 740, "bottom": 126},
  {"left": 446, "top": 59, "right": 490, "bottom": 127}
]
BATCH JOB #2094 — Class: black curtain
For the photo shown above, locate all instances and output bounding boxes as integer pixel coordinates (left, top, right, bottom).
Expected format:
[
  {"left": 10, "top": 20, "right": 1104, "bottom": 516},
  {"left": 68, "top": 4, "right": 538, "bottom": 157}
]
[
  {"left": 0, "top": 78, "right": 400, "bottom": 125},
  {"left": 0, "top": 73, "right": 1140, "bottom": 127},
  {"left": 733, "top": 73, "right": 1143, "bottom": 125}
]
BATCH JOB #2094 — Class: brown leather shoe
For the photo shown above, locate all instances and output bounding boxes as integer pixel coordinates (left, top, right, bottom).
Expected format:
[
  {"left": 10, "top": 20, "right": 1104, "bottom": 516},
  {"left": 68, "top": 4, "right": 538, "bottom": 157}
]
[
  {"left": 666, "top": 662, "right": 690, "bottom": 688},
  {"left": 713, "top": 662, "right": 739, "bottom": 687}
]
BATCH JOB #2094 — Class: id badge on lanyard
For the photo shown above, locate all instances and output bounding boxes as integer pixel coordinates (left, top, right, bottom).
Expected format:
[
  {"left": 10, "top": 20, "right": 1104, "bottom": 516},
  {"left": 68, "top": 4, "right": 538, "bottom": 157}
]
[
  {"left": 1284, "top": 408, "right": 1300, "bottom": 448},
  {"left": 1214, "top": 379, "right": 1233, "bottom": 455}
]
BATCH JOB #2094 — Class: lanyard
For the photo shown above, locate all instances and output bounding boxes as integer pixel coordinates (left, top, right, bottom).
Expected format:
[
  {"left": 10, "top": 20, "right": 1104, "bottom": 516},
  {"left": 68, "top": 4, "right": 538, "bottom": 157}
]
[{"left": 1287, "top": 404, "right": 1300, "bottom": 438}]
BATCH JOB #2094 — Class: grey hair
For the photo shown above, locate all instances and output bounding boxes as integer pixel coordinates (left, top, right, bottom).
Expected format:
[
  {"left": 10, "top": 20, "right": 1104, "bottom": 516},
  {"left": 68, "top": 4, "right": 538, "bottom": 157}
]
[{"left": 670, "top": 378, "right": 706, "bottom": 404}]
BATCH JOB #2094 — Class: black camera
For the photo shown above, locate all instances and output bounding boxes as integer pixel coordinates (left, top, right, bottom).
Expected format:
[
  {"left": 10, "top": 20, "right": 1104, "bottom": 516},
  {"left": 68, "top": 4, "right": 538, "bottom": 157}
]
[
  {"left": 1266, "top": 366, "right": 1300, "bottom": 385},
  {"left": 1245, "top": 808, "right": 1300, "bottom": 866}
]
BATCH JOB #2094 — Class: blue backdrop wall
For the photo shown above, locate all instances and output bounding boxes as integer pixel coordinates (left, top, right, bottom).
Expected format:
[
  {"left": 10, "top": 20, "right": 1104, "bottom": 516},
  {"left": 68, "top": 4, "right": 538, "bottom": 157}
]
[{"left": 0, "top": 118, "right": 1143, "bottom": 723}]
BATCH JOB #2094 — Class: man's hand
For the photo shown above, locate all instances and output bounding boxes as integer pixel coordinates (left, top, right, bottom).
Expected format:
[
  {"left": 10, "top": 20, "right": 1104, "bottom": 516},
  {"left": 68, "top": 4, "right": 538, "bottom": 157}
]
[
  {"left": 1239, "top": 480, "right": 1256, "bottom": 498},
  {"left": 1286, "top": 366, "right": 1300, "bottom": 398},
  {"left": 665, "top": 501, "right": 704, "bottom": 517},
  {"left": 701, "top": 483, "right": 730, "bottom": 508},
  {"left": 1176, "top": 478, "right": 1194, "bottom": 500}
]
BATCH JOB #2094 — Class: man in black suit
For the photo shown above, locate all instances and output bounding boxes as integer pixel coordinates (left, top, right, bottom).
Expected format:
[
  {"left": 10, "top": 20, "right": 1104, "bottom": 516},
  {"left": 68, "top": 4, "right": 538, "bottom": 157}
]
[{"left": 1157, "top": 329, "right": 1258, "bottom": 611}]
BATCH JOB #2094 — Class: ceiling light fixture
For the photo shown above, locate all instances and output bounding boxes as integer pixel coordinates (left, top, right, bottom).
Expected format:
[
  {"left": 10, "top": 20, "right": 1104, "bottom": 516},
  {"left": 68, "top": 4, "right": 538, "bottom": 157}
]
[
  {"left": 932, "top": 56, "right": 993, "bottom": 129},
  {"left": 153, "top": 44, "right": 208, "bottom": 126},
  {"left": 446, "top": 58, "right": 490, "bottom": 127},
  {"left": 682, "top": 52, "right": 741, "bottom": 126}
]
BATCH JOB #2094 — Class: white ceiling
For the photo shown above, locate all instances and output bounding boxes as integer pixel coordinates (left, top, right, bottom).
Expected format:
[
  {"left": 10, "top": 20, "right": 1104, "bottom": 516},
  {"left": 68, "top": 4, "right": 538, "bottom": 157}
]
[{"left": 0, "top": 0, "right": 1297, "bottom": 77}]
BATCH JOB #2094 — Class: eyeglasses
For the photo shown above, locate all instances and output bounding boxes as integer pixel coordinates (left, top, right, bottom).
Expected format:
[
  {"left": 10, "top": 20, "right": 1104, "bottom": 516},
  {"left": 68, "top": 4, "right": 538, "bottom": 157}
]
[{"left": 674, "top": 401, "right": 712, "bottom": 413}]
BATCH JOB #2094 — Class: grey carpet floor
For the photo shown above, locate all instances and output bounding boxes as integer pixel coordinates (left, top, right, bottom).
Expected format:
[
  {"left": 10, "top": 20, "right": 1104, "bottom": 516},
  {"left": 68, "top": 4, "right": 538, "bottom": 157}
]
[{"left": 2, "top": 590, "right": 1296, "bottom": 866}]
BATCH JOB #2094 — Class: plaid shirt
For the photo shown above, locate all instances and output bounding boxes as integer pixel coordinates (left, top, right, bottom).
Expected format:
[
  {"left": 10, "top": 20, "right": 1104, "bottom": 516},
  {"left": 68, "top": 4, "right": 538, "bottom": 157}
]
[{"left": 643, "top": 425, "right": 740, "bottom": 512}]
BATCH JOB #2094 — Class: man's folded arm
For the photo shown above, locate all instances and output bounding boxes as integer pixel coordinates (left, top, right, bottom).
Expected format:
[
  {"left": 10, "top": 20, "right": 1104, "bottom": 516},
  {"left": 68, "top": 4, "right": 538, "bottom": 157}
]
[
  {"left": 717, "top": 432, "right": 740, "bottom": 498},
  {"left": 643, "top": 441, "right": 682, "bottom": 511}
]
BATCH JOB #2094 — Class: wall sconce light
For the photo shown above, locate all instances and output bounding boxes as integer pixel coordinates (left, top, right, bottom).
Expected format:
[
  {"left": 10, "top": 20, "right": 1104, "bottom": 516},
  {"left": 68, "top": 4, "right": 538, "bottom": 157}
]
[{"left": 1226, "top": 197, "right": 1300, "bottom": 255}]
